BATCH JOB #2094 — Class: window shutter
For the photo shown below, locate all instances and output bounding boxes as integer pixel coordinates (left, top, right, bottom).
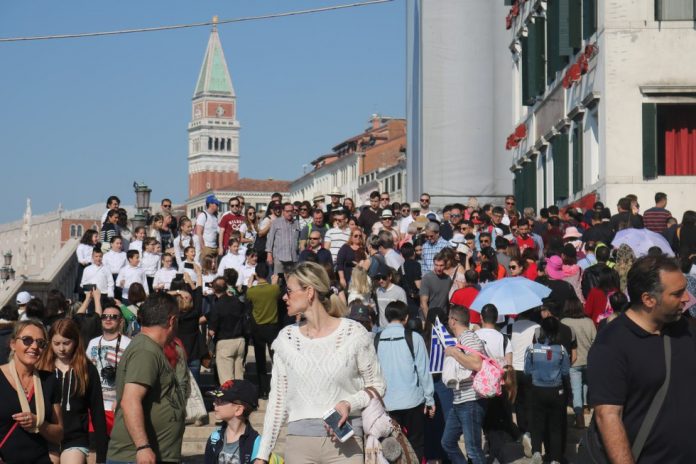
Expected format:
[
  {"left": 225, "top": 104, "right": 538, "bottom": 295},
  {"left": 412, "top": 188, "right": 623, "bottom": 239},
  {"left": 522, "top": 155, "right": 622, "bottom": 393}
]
[
  {"left": 523, "top": 161, "right": 538, "bottom": 210},
  {"left": 534, "top": 18, "right": 547, "bottom": 97},
  {"left": 542, "top": 153, "right": 548, "bottom": 206},
  {"left": 521, "top": 35, "right": 532, "bottom": 106},
  {"left": 547, "top": 0, "right": 561, "bottom": 83},
  {"left": 583, "top": 0, "right": 597, "bottom": 39},
  {"left": 559, "top": 0, "right": 573, "bottom": 56},
  {"left": 553, "top": 133, "right": 570, "bottom": 203},
  {"left": 572, "top": 123, "right": 584, "bottom": 194},
  {"left": 514, "top": 169, "right": 523, "bottom": 208},
  {"left": 642, "top": 103, "right": 658, "bottom": 179},
  {"left": 569, "top": 0, "right": 583, "bottom": 50},
  {"left": 504, "top": 0, "right": 514, "bottom": 5}
]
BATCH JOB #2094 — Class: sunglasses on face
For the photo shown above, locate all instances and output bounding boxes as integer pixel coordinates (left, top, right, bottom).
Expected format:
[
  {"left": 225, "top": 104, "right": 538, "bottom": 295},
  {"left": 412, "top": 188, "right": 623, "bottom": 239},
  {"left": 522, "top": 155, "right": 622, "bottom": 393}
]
[
  {"left": 309, "top": 237, "right": 321, "bottom": 240},
  {"left": 101, "top": 314, "right": 122, "bottom": 321},
  {"left": 420, "top": 199, "right": 430, "bottom": 203},
  {"left": 509, "top": 265, "right": 519, "bottom": 270},
  {"left": 16, "top": 336, "right": 48, "bottom": 350},
  {"left": 450, "top": 214, "right": 462, "bottom": 218},
  {"left": 375, "top": 275, "right": 387, "bottom": 281},
  {"left": 506, "top": 202, "right": 515, "bottom": 206},
  {"left": 162, "top": 204, "right": 172, "bottom": 208},
  {"left": 402, "top": 209, "right": 410, "bottom": 213},
  {"left": 230, "top": 204, "right": 240, "bottom": 208}
]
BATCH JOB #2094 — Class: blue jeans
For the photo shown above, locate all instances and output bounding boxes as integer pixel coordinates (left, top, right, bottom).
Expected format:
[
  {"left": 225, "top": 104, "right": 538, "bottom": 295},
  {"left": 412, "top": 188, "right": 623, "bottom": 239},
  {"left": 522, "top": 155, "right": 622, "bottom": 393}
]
[
  {"left": 188, "top": 358, "right": 201, "bottom": 383},
  {"left": 434, "top": 379, "right": 454, "bottom": 421},
  {"left": 441, "top": 399, "right": 488, "bottom": 464},
  {"left": 569, "top": 365, "right": 588, "bottom": 414}
]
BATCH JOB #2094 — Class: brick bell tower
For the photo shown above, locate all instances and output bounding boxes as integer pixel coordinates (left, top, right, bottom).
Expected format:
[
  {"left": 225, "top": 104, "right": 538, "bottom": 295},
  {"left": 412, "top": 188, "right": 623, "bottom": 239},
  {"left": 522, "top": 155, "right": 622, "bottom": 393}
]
[{"left": 188, "top": 16, "right": 240, "bottom": 198}]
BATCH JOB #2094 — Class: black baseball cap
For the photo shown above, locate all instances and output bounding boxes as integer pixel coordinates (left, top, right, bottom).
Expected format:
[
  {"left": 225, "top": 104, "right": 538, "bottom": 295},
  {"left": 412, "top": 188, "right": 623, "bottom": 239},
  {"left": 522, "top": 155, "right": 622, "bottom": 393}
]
[{"left": 207, "top": 379, "right": 259, "bottom": 409}]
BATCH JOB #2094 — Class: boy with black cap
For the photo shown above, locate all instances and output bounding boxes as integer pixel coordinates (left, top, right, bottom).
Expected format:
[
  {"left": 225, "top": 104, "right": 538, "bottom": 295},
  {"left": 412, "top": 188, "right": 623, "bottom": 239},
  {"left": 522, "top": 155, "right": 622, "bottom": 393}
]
[{"left": 205, "top": 379, "right": 267, "bottom": 464}]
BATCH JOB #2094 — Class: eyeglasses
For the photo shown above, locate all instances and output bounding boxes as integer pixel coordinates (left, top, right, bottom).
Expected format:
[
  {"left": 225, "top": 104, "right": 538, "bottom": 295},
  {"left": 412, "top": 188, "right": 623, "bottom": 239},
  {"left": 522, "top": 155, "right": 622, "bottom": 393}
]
[
  {"left": 230, "top": 203, "right": 240, "bottom": 208},
  {"left": 101, "top": 314, "right": 122, "bottom": 321},
  {"left": 248, "top": 211, "right": 256, "bottom": 215},
  {"left": 309, "top": 237, "right": 321, "bottom": 241},
  {"left": 401, "top": 209, "right": 410, "bottom": 213},
  {"left": 450, "top": 214, "right": 462, "bottom": 218},
  {"left": 480, "top": 239, "right": 491, "bottom": 243},
  {"left": 16, "top": 336, "right": 48, "bottom": 350},
  {"left": 300, "top": 208, "right": 308, "bottom": 211},
  {"left": 162, "top": 204, "right": 172, "bottom": 208},
  {"left": 351, "top": 234, "right": 362, "bottom": 238},
  {"left": 420, "top": 198, "right": 430, "bottom": 203},
  {"left": 509, "top": 265, "right": 519, "bottom": 270},
  {"left": 375, "top": 275, "right": 387, "bottom": 281},
  {"left": 506, "top": 201, "right": 516, "bottom": 206}
]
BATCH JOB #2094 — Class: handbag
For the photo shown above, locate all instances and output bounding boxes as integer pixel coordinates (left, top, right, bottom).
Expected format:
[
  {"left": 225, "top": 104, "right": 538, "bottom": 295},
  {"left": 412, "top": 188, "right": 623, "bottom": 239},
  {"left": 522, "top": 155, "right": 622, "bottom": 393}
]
[
  {"left": 185, "top": 369, "right": 209, "bottom": 424},
  {"left": 577, "top": 335, "right": 671, "bottom": 463}
]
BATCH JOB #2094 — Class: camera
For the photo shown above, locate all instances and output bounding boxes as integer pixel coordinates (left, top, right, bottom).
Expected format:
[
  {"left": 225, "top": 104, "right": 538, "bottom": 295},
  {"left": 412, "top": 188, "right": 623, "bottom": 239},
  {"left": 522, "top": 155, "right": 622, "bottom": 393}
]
[{"left": 101, "top": 365, "right": 117, "bottom": 383}]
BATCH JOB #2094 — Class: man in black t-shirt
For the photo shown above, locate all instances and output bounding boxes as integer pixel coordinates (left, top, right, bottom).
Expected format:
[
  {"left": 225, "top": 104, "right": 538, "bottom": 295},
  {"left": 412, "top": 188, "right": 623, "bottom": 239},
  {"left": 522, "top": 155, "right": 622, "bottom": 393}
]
[
  {"left": 358, "top": 191, "right": 382, "bottom": 235},
  {"left": 588, "top": 255, "right": 696, "bottom": 463}
]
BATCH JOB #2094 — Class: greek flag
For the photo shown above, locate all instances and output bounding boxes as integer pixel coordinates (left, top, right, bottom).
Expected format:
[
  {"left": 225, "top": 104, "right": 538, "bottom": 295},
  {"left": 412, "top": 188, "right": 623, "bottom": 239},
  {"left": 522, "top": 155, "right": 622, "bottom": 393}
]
[{"left": 429, "top": 316, "right": 457, "bottom": 374}]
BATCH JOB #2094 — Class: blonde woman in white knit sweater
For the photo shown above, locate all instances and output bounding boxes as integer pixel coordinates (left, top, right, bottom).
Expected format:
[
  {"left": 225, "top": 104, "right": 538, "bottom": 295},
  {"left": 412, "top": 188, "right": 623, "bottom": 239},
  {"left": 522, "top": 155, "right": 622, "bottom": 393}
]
[{"left": 254, "top": 261, "right": 385, "bottom": 464}]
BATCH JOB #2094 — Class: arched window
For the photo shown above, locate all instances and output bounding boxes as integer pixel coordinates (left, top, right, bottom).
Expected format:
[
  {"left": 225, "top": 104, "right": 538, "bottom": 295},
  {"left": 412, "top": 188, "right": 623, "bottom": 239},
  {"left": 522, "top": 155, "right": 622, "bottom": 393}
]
[
  {"left": 70, "top": 225, "right": 76, "bottom": 237},
  {"left": 227, "top": 138, "right": 231, "bottom": 151},
  {"left": 77, "top": 225, "right": 84, "bottom": 237},
  {"left": 214, "top": 138, "right": 219, "bottom": 150},
  {"left": 208, "top": 137, "right": 213, "bottom": 150}
]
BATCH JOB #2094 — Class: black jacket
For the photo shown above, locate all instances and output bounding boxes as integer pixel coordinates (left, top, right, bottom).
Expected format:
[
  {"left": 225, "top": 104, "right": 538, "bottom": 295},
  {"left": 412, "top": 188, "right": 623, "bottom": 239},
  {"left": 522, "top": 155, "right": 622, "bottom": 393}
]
[
  {"left": 208, "top": 294, "right": 245, "bottom": 341},
  {"left": 204, "top": 422, "right": 259, "bottom": 464}
]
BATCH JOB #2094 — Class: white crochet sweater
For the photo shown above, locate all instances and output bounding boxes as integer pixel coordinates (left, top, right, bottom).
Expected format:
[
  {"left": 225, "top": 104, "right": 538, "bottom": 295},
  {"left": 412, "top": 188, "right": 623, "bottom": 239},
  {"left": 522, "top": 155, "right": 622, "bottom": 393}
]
[{"left": 256, "top": 318, "right": 385, "bottom": 460}]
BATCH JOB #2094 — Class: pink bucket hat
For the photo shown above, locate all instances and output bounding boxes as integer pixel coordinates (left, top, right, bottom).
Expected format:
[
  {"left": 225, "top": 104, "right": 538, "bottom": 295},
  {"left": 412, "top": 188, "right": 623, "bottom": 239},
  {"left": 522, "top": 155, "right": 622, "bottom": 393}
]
[{"left": 546, "top": 255, "right": 565, "bottom": 280}]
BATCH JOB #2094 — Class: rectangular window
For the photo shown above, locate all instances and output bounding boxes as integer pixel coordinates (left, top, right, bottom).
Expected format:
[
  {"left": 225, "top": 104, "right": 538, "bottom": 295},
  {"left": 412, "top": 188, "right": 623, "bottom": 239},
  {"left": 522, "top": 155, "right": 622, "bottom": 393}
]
[
  {"left": 572, "top": 122, "right": 584, "bottom": 194},
  {"left": 583, "top": 0, "right": 597, "bottom": 39},
  {"left": 552, "top": 133, "right": 570, "bottom": 203},
  {"left": 522, "top": 18, "right": 547, "bottom": 106},
  {"left": 656, "top": 0, "right": 696, "bottom": 20},
  {"left": 547, "top": 0, "right": 571, "bottom": 83},
  {"left": 653, "top": 103, "right": 696, "bottom": 175},
  {"left": 542, "top": 151, "right": 548, "bottom": 207},
  {"left": 569, "top": 0, "right": 583, "bottom": 50}
]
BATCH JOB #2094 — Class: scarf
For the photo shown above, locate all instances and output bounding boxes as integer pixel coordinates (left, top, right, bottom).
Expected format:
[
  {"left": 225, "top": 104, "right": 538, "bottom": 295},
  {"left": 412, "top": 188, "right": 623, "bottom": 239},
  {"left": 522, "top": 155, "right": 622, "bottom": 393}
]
[{"left": 9, "top": 359, "right": 44, "bottom": 433}]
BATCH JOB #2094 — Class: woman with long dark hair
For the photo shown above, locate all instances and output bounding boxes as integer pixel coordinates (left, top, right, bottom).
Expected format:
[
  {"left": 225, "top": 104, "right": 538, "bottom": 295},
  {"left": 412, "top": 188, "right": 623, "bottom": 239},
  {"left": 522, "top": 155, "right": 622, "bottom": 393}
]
[
  {"left": 0, "top": 320, "right": 63, "bottom": 463},
  {"left": 239, "top": 206, "right": 259, "bottom": 247},
  {"left": 75, "top": 230, "right": 99, "bottom": 298},
  {"left": 38, "top": 319, "right": 107, "bottom": 464},
  {"left": 336, "top": 229, "right": 366, "bottom": 290},
  {"left": 677, "top": 210, "right": 696, "bottom": 272},
  {"left": 584, "top": 267, "right": 620, "bottom": 325}
]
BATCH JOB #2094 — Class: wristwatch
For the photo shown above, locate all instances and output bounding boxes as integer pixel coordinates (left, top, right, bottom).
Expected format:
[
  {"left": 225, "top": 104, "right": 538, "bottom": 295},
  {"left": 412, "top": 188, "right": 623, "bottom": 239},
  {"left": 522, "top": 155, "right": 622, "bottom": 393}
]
[{"left": 136, "top": 444, "right": 152, "bottom": 452}]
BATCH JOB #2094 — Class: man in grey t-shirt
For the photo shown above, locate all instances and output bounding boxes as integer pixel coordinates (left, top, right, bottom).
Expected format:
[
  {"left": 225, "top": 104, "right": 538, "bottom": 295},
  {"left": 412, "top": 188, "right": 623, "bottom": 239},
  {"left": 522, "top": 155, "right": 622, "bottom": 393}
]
[{"left": 419, "top": 253, "right": 452, "bottom": 319}]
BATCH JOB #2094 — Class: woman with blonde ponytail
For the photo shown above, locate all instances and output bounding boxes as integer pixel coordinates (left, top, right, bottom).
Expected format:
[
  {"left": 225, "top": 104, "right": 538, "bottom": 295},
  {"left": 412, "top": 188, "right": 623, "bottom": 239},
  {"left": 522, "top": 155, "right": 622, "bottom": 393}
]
[{"left": 253, "top": 262, "right": 385, "bottom": 464}]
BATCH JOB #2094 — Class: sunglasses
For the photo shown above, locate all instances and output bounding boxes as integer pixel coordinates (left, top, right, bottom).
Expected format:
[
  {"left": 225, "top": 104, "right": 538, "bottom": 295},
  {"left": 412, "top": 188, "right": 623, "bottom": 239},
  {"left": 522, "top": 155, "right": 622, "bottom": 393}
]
[
  {"left": 509, "top": 265, "right": 519, "bottom": 270},
  {"left": 16, "top": 336, "right": 48, "bottom": 350},
  {"left": 420, "top": 199, "right": 430, "bottom": 203},
  {"left": 506, "top": 202, "right": 516, "bottom": 205},
  {"left": 309, "top": 237, "right": 321, "bottom": 240},
  {"left": 101, "top": 314, "right": 122, "bottom": 321},
  {"left": 450, "top": 214, "right": 462, "bottom": 218},
  {"left": 230, "top": 204, "right": 240, "bottom": 208},
  {"left": 162, "top": 204, "right": 172, "bottom": 208},
  {"left": 375, "top": 275, "right": 387, "bottom": 281}
]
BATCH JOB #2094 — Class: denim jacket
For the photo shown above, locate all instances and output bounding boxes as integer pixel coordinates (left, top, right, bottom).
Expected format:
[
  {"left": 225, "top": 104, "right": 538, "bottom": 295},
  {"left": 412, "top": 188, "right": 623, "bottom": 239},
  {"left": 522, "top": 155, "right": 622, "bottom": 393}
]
[{"left": 524, "top": 342, "right": 570, "bottom": 387}]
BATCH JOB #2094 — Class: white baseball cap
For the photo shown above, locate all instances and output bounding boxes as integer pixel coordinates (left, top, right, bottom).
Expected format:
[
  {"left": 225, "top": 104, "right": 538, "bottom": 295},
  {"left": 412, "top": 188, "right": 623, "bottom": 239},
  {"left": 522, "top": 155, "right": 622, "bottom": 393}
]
[{"left": 16, "top": 291, "right": 33, "bottom": 306}]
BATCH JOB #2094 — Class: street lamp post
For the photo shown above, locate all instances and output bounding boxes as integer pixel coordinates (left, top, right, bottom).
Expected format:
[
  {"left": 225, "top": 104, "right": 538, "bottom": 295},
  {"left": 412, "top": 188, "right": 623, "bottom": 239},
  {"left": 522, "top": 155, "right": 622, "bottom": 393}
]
[
  {"left": 1, "top": 251, "right": 15, "bottom": 284},
  {"left": 131, "top": 181, "right": 152, "bottom": 230}
]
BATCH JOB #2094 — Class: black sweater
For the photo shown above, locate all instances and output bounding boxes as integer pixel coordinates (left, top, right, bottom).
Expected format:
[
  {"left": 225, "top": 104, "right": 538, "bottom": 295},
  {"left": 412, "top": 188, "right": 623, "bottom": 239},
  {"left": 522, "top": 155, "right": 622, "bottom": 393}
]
[{"left": 54, "top": 362, "right": 107, "bottom": 462}]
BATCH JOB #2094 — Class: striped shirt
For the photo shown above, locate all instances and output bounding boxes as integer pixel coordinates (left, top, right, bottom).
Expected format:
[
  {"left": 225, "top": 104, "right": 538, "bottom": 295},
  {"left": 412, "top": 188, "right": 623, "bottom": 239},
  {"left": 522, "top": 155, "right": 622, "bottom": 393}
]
[
  {"left": 452, "top": 330, "right": 485, "bottom": 404},
  {"left": 324, "top": 227, "right": 351, "bottom": 264},
  {"left": 265, "top": 217, "right": 301, "bottom": 262},
  {"left": 642, "top": 207, "right": 671, "bottom": 233}
]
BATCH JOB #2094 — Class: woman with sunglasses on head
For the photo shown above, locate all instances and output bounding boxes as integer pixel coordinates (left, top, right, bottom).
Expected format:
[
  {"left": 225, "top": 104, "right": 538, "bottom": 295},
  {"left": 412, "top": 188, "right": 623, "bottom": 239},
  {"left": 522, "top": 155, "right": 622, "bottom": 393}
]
[
  {"left": 239, "top": 207, "right": 259, "bottom": 247},
  {"left": 336, "top": 229, "right": 366, "bottom": 290},
  {"left": 253, "top": 262, "right": 385, "bottom": 464},
  {"left": 0, "top": 320, "right": 63, "bottom": 463},
  {"left": 38, "top": 319, "right": 107, "bottom": 464}
]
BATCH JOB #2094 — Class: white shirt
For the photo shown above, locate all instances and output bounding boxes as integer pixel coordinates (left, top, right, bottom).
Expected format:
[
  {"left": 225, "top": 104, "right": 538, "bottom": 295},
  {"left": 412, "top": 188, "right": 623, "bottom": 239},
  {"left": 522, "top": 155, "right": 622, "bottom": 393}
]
[
  {"left": 179, "top": 262, "right": 198, "bottom": 283},
  {"left": 324, "top": 227, "right": 351, "bottom": 263},
  {"left": 173, "top": 234, "right": 201, "bottom": 268},
  {"left": 140, "top": 252, "right": 160, "bottom": 277},
  {"left": 399, "top": 215, "right": 415, "bottom": 234},
  {"left": 217, "top": 251, "right": 245, "bottom": 277},
  {"left": 102, "top": 250, "right": 127, "bottom": 275},
  {"left": 202, "top": 273, "right": 216, "bottom": 296},
  {"left": 384, "top": 249, "right": 405, "bottom": 271},
  {"left": 129, "top": 240, "right": 143, "bottom": 254},
  {"left": 116, "top": 265, "right": 149, "bottom": 300},
  {"left": 510, "top": 320, "right": 540, "bottom": 371},
  {"left": 196, "top": 210, "right": 219, "bottom": 247},
  {"left": 153, "top": 267, "right": 178, "bottom": 290},
  {"left": 80, "top": 264, "right": 115, "bottom": 297},
  {"left": 239, "top": 223, "right": 258, "bottom": 244},
  {"left": 86, "top": 334, "right": 131, "bottom": 410},
  {"left": 475, "top": 328, "right": 512, "bottom": 366},
  {"left": 76, "top": 244, "right": 94, "bottom": 265},
  {"left": 237, "top": 262, "right": 257, "bottom": 288}
]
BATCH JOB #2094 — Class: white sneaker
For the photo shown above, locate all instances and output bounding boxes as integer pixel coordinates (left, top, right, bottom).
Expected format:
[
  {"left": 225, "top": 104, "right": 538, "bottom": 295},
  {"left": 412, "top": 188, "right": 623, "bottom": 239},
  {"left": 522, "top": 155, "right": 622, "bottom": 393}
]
[
  {"left": 531, "top": 452, "right": 543, "bottom": 464},
  {"left": 522, "top": 432, "right": 533, "bottom": 458}
]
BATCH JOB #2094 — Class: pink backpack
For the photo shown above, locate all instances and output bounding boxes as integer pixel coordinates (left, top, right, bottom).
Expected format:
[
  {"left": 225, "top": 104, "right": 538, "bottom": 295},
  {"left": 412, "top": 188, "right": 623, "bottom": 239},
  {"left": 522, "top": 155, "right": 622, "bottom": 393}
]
[{"left": 457, "top": 344, "right": 504, "bottom": 398}]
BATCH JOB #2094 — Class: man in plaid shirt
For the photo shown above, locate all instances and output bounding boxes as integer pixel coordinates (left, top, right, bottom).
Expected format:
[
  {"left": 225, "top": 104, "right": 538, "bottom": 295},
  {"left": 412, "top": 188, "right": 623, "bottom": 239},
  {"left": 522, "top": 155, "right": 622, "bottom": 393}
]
[{"left": 421, "top": 222, "right": 451, "bottom": 272}]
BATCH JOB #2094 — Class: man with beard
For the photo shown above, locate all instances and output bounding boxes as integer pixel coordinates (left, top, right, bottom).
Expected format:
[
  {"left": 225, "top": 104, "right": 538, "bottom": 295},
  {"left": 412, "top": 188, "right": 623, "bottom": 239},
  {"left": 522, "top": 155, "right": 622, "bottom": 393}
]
[{"left": 588, "top": 255, "right": 696, "bottom": 463}]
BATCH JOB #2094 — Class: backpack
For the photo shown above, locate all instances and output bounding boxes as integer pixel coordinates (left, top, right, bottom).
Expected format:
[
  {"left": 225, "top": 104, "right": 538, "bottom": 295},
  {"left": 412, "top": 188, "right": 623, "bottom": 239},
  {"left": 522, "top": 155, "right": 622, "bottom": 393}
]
[
  {"left": 457, "top": 343, "right": 504, "bottom": 398},
  {"left": 374, "top": 330, "right": 418, "bottom": 386}
]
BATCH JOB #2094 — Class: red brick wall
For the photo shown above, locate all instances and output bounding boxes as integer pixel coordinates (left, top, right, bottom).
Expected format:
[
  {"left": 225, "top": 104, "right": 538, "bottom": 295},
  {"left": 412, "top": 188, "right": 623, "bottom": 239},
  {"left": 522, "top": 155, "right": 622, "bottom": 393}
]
[
  {"left": 189, "top": 171, "right": 239, "bottom": 198},
  {"left": 61, "top": 219, "right": 101, "bottom": 243},
  {"left": 206, "top": 102, "right": 235, "bottom": 119}
]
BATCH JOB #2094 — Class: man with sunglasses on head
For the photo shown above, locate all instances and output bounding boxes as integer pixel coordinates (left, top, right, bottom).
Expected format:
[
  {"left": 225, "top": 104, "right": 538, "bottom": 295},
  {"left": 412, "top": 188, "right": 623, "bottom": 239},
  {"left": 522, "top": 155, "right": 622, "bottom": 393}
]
[
  {"left": 86, "top": 301, "right": 131, "bottom": 436},
  {"left": 219, "top": 197, "right": 246, "bottom": 256}
]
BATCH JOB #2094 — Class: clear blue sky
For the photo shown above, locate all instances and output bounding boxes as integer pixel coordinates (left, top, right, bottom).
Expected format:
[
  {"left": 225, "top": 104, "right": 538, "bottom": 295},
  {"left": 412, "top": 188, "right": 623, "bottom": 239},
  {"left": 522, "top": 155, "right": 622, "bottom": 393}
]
[{"left": 0, "top": 0, "right": 405, "bottom": 222}]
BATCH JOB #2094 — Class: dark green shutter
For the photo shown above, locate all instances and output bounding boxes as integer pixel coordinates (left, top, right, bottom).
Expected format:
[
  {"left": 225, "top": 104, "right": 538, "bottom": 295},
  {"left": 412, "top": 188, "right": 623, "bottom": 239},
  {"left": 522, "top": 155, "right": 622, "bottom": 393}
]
[
  {"left": 572, "top": 123, "right": 584, "bottom": 194},
  {"left": 514, "top": 169, "right": 523, "bottom": 207},
  {"left": 642, "top": 103, "right": 658, "bottom": 179},
  {"left": 559, "top": 0, "right": 573, "bottom": 56},
  {"left": 547, "top": 0, "right": 560, "bottom": 82},
  {"left": 504, "top": 0, "right": 514, "bottom": 5},
  {"left": 569, "top": 0, "right": 583, "bottom": 50},
  {"left": 542, "top": 153, "right": 548, "bottom": 206},
  {"left": 583, "top": 0, "right": 597, "bottom": 39},
  {"left": 533, "top": 18, "right": 547, "bottom": 97},
  {"left": 553, "top": 133, "right": 570, "bottom": 203},
  {"left": 521, "top": 35, "right": 531, "bottom": 106},
  {"left": 523, "top": 161, "right": 537, "bottom": 210}
]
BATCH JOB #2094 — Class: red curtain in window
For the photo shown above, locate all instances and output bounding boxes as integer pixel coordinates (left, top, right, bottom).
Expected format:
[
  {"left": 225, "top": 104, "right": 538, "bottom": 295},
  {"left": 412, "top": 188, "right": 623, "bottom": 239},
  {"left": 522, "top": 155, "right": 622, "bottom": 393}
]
[{"left": 664, "top": 106, "right": 696, "bottom": 175}]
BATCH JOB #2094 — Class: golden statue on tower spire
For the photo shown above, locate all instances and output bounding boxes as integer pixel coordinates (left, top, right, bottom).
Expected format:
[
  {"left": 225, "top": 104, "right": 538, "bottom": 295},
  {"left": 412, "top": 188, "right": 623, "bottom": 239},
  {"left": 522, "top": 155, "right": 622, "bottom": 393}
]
[{"left": 212, "top": 15, "right": 219, "bottom": 31}]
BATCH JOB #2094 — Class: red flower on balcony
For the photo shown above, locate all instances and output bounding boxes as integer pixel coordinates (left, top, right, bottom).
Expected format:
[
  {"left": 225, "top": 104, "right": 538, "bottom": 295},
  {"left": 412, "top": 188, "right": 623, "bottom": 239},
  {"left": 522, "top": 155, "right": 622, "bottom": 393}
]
[{"left": 514, "top": 123, "right": 527, "bottom": 139}]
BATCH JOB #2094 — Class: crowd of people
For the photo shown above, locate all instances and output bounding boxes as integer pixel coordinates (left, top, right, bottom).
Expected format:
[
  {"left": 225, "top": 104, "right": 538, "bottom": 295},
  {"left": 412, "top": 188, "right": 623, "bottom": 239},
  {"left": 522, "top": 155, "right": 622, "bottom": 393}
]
[{"left": 1, "top": 188, "right": 696, "bottom": 464}]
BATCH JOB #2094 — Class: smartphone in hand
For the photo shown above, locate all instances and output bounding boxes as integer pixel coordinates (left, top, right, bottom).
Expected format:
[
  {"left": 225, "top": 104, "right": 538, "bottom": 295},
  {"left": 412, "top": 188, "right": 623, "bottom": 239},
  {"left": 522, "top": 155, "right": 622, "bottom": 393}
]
[{"left": 323, "top": 408, "right": 354, "bottom": 443}]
